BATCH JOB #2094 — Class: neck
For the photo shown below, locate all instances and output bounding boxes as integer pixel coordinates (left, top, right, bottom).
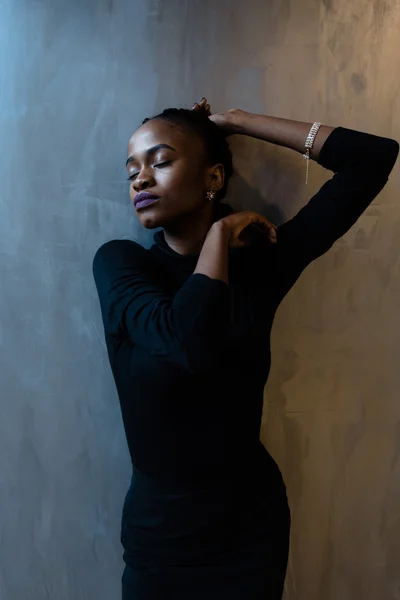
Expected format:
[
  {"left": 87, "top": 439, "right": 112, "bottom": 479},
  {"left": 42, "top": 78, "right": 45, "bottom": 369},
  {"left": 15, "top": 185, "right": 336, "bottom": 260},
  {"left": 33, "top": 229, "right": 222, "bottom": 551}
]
[{"left": 163, "top": 203, "right": 214, "bottom": 256}]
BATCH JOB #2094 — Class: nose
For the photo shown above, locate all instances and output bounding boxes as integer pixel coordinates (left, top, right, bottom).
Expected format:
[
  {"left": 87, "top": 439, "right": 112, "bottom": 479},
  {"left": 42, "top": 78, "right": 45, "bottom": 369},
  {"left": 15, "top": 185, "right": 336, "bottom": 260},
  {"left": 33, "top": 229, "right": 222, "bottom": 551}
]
[{"left": 133, "top": 170, "right": 156, "bottom": 193}]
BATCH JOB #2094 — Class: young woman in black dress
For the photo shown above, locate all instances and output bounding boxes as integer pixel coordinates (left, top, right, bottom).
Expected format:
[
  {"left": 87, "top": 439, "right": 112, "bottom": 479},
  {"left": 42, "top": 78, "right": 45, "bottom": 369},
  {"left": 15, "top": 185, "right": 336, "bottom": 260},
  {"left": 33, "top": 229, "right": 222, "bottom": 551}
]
[{"left": 92, "top": 97, "right": 399, "bottom": 599}]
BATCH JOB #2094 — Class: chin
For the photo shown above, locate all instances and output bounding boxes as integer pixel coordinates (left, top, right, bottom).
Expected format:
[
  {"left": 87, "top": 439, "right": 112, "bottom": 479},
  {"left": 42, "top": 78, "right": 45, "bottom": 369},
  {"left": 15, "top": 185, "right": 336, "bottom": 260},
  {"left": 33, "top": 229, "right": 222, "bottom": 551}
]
[
  {"left": 139, "top": 219, "right": 161, "bottom": 230},
  {"left": 138, "top": 213, "right": 165, "bottom": 229}
]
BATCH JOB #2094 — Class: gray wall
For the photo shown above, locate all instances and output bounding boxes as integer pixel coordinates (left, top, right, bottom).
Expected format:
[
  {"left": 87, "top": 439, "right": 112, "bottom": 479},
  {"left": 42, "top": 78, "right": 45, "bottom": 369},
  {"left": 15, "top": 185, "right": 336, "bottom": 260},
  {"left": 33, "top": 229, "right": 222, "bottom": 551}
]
[{"left": 1, "top": 1, "right": 399, "bottom": 598}]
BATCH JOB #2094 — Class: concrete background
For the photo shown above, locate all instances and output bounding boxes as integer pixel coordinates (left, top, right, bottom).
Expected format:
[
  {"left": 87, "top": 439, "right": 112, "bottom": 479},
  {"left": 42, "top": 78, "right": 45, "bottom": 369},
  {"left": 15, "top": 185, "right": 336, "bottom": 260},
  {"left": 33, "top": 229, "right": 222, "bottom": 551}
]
[{"left": 1, "top": 0, "right": 399, "bottom": 598}]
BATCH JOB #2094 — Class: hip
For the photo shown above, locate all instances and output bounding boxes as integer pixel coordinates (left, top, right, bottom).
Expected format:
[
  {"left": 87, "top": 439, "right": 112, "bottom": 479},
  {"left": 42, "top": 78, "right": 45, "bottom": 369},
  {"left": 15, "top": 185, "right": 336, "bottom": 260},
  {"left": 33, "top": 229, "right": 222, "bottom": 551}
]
[{"left": 120, "top": 448, "right": 290, "bottom": 567}]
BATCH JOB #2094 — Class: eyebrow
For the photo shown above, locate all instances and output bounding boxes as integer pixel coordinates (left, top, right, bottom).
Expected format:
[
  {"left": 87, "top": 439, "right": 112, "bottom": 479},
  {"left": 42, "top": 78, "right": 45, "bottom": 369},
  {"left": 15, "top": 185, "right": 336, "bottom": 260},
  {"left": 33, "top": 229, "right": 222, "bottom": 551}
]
[{"left": 126, "top": 144, "right": 177, "bottom": 167}]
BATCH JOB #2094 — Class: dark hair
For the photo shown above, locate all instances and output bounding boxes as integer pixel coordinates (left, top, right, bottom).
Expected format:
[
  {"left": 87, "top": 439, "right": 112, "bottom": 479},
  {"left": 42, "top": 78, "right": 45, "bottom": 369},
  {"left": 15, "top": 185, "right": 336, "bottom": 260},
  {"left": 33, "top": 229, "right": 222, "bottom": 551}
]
[{"left": 141, "top": 108, "right": 234, "bottom": 201}]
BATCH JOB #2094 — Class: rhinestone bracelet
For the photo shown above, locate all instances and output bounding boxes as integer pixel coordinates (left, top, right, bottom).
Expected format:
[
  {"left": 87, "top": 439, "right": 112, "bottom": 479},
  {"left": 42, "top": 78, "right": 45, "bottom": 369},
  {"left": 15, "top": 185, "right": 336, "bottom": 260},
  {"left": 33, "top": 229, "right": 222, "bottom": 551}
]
[{"left": 303, "top": 121, "right": 321, "bottom": 185}]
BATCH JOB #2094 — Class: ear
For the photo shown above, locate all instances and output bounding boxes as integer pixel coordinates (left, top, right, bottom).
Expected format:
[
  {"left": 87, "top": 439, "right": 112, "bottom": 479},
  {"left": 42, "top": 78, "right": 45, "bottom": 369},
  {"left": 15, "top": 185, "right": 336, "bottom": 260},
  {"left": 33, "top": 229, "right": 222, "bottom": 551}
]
[{"left": 206, "top": 163, "right": 225, "bottom": 193}]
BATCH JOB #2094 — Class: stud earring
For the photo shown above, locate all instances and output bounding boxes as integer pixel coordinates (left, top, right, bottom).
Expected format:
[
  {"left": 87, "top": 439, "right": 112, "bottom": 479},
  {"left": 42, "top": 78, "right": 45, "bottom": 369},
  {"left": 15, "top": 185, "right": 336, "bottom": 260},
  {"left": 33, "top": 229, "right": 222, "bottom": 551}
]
[{"left": 206, "top": 190, "right": 215, "bottom": 202}]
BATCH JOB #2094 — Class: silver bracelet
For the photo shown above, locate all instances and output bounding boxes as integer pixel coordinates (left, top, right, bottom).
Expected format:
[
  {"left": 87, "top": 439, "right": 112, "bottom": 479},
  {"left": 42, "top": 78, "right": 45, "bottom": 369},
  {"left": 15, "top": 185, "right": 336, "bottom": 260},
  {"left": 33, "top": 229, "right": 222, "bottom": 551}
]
[{"left": 303, "top": 121, "right": 321, "bottom": 185}]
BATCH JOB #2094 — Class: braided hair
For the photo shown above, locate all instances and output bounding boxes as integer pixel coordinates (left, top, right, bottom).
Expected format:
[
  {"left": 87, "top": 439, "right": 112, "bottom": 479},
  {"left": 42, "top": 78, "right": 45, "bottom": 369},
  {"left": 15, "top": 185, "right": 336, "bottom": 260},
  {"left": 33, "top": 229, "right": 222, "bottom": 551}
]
[{"left": 141, "top": 108, "right": 234, "bottom": 202}]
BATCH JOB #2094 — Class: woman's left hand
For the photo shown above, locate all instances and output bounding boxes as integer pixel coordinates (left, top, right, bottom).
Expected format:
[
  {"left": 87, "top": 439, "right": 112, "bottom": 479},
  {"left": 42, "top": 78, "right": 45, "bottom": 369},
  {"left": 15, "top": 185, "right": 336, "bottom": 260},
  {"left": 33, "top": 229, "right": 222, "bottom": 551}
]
[
  {"left": 218, "top": 210, "right": 278, "bottom": 249},
  {"left": 191, "top": 97, "right": 244, "bottom": 136}
]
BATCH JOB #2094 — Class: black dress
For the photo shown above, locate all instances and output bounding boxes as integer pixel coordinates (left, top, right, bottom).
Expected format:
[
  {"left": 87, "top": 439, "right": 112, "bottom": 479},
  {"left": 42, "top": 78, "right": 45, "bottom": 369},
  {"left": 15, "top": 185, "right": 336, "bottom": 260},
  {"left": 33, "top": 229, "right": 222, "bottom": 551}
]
[{"left": 92, "top": 127, "right": 398, "bottom": 599}]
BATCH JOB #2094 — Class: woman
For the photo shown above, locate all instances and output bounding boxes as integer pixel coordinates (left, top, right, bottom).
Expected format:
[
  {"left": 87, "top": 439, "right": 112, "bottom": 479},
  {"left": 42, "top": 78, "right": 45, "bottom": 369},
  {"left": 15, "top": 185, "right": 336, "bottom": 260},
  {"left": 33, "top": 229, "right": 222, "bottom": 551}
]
[{"left": 92, "top": 98, "right": 399, "bottom": 599}]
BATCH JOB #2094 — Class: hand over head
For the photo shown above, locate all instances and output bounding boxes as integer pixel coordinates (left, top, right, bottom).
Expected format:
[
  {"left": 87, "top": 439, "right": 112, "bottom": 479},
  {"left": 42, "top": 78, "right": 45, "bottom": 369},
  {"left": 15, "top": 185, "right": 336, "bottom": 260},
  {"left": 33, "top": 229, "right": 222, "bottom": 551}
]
[{"left": 191, "top": 97, "right": 242, "bottom": 137}]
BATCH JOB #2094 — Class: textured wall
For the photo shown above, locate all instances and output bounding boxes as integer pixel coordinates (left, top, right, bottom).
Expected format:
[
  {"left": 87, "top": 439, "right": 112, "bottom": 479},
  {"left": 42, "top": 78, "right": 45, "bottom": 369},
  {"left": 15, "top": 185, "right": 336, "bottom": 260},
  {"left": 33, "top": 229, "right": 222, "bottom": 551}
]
[{"left": 1, "top": 0, "right": 399, "bottom": 598}]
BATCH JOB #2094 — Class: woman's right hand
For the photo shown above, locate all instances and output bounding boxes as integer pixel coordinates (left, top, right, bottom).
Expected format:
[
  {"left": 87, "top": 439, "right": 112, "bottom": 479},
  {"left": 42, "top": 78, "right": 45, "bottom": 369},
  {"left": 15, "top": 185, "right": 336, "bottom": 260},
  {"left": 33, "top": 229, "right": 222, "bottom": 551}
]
[{"left": 217, "top": 211, "right": 278, "bottom": 249}]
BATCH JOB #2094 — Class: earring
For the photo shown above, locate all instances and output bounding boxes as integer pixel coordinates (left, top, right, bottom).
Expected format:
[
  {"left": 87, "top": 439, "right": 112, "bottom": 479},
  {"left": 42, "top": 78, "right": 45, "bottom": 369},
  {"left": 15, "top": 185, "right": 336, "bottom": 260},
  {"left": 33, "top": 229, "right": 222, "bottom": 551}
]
[{"left": 206, "top": 190, "right": 215, "bottom": 202}]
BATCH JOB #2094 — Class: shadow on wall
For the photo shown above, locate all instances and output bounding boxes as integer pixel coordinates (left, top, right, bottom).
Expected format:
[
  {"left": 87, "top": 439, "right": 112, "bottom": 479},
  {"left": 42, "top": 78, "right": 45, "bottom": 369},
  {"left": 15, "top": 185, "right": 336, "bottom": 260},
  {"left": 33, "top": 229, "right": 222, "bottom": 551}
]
[{"left": 220, "top": 133, "right": 306, "bottom": 228}]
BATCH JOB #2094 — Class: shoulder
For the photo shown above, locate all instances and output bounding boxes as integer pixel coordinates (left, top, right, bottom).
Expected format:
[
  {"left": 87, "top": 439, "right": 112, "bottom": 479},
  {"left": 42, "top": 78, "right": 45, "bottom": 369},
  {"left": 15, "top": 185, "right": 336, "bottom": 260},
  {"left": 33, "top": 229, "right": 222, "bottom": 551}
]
[
  {"left": 93, "top": 238, "right": 147, "bottom": 258},
  {"left": 93, "top": 239, "right": 149, "bottom": 266},
  {"left": 92, "top": 239, "right": 154, "bottom": 281}
]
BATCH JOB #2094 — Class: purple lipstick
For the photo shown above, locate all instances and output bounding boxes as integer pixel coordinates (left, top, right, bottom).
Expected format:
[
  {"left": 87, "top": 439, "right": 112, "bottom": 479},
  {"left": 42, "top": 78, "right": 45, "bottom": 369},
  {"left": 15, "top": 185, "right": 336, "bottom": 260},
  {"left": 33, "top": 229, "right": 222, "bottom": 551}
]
[{"left": 134, "top": 192, "right": 160, "bottom": 210}]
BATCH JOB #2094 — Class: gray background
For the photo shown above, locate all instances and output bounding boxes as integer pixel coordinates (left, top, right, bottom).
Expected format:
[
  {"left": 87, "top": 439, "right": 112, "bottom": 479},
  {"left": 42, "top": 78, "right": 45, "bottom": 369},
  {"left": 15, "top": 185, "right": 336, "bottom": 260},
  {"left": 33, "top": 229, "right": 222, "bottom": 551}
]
[{"left": 1, "top": 1, "right": 399, "bottom": 598}]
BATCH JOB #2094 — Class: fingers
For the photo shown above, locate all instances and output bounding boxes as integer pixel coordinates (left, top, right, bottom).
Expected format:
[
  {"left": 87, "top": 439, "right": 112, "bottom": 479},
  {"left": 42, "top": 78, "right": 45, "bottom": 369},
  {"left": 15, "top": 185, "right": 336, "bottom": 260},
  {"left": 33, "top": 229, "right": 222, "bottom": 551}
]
[
  {"left": 261, "top": 219, "right": 277, "bottom": 243},
  {"left": 192, "top": 97, "right": 211, "bottom": 115}
]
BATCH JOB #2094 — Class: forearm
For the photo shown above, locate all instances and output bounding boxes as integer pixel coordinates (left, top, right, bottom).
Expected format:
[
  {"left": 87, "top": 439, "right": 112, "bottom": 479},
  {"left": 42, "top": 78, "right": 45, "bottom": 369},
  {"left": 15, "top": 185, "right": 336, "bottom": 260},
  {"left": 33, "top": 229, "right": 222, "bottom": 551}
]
[
  {"left": 193, "top": 221, "right": 230, "bottom": 284},
  {"left": 231, "top": 110, "right": 335, "bottom": 162}
]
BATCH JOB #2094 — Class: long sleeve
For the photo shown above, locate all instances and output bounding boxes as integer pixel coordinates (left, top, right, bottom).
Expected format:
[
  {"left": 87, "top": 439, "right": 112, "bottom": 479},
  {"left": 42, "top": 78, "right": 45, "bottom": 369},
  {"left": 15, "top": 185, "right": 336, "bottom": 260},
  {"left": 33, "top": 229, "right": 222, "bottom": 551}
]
[
  {"left": 92, "top": 239, "right": 229, "bottom": 375},
  {"left": 268, "top": 126, "right": 399, "bottom": 303}
]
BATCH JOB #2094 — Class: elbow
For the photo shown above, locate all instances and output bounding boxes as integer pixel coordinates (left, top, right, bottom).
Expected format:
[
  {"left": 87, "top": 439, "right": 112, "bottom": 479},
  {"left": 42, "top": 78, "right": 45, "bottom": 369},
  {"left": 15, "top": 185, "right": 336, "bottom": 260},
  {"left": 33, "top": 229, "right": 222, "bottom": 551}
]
[
  {"left": 387, "top": 138, "right": 400, "bottom": 172},
  {"left": 180, "top": 337, "right": 225, "bottom": 376},
  {"left": 185, "top": 358, "right": 221, "bottom": 377},
  {"left": 378, "top": 138, "right": 399, "bottom": 177},
  {"left": 390, "top": 140, "right": 400, "bottom": 169},
  {"left": 161, "top": 338, "right": 223, "bottom": 375},
  {"left": 171, "top": 310, "right": 229, "bottom": 375},
  {"left": 361, "top": 137, "right": 399, "bottom": 182},
  {"left": 364, "top": 138, "right": 399, "bottom": 194}
]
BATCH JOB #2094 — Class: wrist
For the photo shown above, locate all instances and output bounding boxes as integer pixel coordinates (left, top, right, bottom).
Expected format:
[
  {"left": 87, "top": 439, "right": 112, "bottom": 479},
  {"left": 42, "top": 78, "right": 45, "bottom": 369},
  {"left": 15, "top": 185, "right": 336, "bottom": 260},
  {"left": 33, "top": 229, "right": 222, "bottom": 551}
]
[{"left": 210, "top": 219, "right": 231, "bottom": 243}]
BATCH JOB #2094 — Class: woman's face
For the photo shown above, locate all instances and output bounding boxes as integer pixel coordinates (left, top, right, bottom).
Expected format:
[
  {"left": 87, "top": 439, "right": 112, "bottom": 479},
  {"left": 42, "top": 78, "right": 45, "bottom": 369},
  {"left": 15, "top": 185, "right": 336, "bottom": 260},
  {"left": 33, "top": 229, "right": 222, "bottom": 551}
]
[{"left": 126, "top": 119, "right": 223, "bottom": 229}]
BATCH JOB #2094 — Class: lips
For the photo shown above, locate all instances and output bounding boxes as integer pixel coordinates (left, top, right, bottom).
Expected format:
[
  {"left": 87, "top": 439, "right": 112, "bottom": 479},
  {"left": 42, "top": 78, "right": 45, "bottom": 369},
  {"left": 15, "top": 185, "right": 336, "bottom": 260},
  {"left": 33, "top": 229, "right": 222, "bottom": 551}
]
[{"left": 133, "top": 192, "right": 160, "bottom": 206}]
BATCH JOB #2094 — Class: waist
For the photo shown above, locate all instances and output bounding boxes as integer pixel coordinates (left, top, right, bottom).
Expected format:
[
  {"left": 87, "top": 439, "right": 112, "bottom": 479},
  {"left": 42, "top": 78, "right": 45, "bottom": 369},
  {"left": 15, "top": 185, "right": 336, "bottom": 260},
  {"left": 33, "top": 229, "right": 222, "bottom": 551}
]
[{"left": 129, "top": 442, "right": 284, "bottom": 493}]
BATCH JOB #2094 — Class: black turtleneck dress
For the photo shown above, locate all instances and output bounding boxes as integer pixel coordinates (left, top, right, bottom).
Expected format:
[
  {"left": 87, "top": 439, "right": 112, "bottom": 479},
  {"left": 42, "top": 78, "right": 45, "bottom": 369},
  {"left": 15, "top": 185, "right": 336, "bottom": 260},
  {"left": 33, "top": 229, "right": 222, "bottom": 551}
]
[{"left": 92, "top": 127, "right": 398, "bottom": 599}]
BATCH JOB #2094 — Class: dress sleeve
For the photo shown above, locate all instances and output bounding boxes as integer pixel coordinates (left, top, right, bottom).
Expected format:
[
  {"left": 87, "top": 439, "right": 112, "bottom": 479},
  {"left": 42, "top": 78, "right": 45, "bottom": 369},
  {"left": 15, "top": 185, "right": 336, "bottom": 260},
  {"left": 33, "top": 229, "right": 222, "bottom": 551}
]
[
  {"left": 269, "top": 126, "right": 399, "bottom": 304},
  {"left": 92, "top": 239, "right": 229, "bottom": 375}
]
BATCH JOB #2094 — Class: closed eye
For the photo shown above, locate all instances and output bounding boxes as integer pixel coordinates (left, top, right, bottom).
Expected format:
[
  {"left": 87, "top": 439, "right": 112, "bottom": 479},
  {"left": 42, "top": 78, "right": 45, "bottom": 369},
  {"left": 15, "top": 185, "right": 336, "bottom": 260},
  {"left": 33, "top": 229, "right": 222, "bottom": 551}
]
[{"left": 127, "top": 161, "right": 172, "bottom": 181}]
